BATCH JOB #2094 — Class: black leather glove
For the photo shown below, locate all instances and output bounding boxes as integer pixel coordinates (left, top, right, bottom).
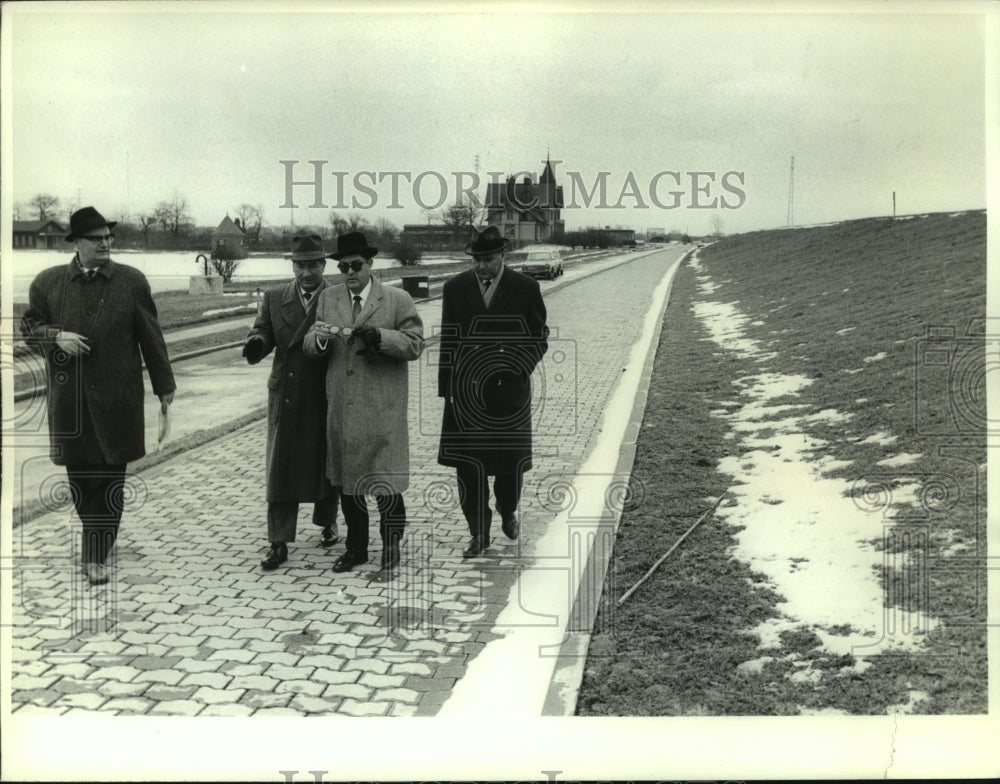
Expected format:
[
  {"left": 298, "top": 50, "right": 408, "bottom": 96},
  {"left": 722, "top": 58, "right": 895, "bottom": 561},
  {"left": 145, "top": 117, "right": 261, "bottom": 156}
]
[
  {"left": 352, "top": 325, "right": 381, "bottom": 358},
  {"left": 242, "top": 336, "right": 265, "bottom": 364}
]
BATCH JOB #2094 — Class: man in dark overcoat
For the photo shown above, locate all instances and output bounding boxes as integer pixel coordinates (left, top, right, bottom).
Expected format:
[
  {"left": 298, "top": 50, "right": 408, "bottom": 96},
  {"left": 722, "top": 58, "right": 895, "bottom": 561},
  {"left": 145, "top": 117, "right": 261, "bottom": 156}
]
[
  {"left": 437, "top": 225, "right": 549, "bottom": 557},
  {"left": 243, "top": 233, "right": 340, "bottom": 570},
  {"left": 20, "top": 206, "right": 176, "bottom": 585},
  {"left": 303, "top": 231, "right": 424, "bottom": 582}
]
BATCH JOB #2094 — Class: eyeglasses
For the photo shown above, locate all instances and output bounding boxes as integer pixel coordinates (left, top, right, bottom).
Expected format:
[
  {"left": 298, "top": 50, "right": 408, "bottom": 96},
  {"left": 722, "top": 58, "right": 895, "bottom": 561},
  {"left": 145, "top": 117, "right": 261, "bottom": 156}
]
[
  {"left": 337, "top": 260, "right": 367, "bottom": 273},
  {"left": 82, "top": 234, "right": 115, "bottom": 244}
]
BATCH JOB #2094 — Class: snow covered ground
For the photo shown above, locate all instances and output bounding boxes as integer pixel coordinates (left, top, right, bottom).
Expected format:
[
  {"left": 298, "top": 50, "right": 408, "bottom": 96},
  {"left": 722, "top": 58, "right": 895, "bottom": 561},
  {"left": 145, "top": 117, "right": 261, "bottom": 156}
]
[{"left": 687, "top": 251, "right": 936, "bottom": 660}]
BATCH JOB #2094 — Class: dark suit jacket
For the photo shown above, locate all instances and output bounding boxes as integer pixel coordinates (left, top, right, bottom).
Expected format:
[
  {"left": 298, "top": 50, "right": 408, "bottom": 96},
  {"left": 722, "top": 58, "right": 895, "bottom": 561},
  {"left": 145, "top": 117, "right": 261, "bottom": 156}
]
[
  {"left": 20, "top": 258, "right": 176, "bottom": 466},
  {"left": 246, "top": 279, "right": 332, "bottom": 503},
  {"left": 437, "top": 265, "right": 548, "bottom": 473}
]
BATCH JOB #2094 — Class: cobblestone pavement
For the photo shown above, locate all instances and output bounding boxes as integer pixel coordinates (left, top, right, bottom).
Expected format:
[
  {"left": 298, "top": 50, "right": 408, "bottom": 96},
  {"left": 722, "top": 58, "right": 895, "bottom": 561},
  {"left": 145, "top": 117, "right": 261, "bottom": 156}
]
[{"left": 7, "top": 248, "right": 684, "bottom": 717}]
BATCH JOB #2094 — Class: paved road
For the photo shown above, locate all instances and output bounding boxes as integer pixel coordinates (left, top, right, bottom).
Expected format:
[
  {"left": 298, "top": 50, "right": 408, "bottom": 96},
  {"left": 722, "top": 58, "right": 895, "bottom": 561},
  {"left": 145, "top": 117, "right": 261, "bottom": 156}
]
[{"left": 7, "top": 246, "right": 685, "bottom": 718}]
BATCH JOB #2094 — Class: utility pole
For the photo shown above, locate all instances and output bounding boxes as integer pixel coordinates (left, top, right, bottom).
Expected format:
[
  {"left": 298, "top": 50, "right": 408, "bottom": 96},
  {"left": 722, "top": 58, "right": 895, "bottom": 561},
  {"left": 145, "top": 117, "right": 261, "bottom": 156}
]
[
  {"left": 892, "top": 191, "right": 896, "bottom": 220},
  {"left": 786, "top": 156, "right": 795, "bottom": 227}
]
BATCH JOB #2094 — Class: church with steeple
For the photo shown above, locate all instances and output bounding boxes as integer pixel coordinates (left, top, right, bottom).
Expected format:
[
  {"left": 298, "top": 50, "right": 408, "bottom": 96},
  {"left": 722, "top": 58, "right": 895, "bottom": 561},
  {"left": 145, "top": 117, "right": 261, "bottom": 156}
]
[{"left": 484, "top": 156, "right": 565, "bottom": 247}]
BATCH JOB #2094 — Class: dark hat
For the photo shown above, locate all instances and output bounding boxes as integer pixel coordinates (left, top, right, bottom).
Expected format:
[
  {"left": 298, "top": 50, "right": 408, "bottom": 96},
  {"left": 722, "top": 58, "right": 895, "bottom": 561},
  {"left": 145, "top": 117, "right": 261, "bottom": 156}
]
[
  {"left": 290, "top": 233, "right": 326, "bottom": 262},
  {"left": 328, "top": 231, "right": 378, "bottom": 261},
  {"left": 464, "top": 225, "right": 509, "bottom": 256},
  {"left": 66, "top": 206, "right": 117, "bottom": 242}
]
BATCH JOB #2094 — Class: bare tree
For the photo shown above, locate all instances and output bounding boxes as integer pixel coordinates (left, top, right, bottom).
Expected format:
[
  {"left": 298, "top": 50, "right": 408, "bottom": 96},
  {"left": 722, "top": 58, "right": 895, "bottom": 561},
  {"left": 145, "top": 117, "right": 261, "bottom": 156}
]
[
  {"left": 235, "top": 203, "right": 264, "bottom": 245},
  {"left": 439, "top": 199, "right": 481, "bottom": 242},
  {"left": 710, "top": 214, "right": 725, "bottom": 239},
  {"left": 137, "top": 215, "right": 156, "bottom": 247},
  {"left": 328, "top": 211, "right": 369, "bottom": 237},
  {"left": 29, "top": 193, "right": 60, "bottom": 221},
  {"left": 152, "top": 193, "right": 192, "bottom": 235}
]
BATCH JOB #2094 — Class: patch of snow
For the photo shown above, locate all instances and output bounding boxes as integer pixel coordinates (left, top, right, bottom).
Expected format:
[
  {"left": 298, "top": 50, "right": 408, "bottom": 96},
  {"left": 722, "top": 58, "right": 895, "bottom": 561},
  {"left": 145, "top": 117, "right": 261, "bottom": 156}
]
[
  {"left": 855, "top": 398, "right": 869, "bottom": 404},
  {"left": 736, "top": 656, "right": 774, "bottom": 675},
  {"left": 863, "top": 352, "right": 888, "bottom": 363},
  {"left": 836, "top": 327, "right": 856, "bottom": 335},
  {"left": 859, "top": 431, "right": 896, "bottom": 445},
  {"left": 885, "top": 690, "right": 930, "bottom": 714},
  {"left": 876, "top": 453, "right": 922, "bottom": 467},
  {"left": 693, "top": 301, "right": 769, "bottom": 359}
]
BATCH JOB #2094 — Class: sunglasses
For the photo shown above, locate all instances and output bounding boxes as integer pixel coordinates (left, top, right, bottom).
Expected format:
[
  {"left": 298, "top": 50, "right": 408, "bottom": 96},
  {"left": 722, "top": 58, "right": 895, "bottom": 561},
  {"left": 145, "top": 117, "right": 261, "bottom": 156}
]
[
  {"left": 337, "top": 260, "right": 367, "bottom": 273},
  {"left": 82, "top": 234, "right": 115, "bottom": 244}
]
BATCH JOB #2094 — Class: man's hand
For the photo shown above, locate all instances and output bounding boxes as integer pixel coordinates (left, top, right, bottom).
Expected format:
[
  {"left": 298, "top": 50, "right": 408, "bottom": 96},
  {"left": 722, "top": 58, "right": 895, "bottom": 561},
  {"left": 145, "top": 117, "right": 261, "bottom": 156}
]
[
  {"left": 352, "top": 325, "right": 381, "bottom": 352},
  {"left": 159, "top": 391, "right": 174, "bottom": 411},
  {"left": 242, "top": 336, "right": 265, "bottom": 364},
  {"left": 55, "top": 330, "right": 90, "bottom": 356}
]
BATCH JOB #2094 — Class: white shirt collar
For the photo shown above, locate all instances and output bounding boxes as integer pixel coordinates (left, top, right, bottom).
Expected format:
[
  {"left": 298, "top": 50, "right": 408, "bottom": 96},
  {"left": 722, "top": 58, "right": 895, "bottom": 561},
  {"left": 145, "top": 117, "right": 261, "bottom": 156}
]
[{"left": 350, "top": 279, "right": 373, "bottom": 307}]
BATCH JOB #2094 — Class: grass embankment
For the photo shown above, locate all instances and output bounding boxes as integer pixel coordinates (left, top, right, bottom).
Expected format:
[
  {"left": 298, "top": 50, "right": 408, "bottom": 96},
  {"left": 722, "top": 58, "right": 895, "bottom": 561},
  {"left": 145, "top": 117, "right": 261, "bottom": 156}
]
[{"left": 577, "top": 210, "right": 987, "bottom": 715}]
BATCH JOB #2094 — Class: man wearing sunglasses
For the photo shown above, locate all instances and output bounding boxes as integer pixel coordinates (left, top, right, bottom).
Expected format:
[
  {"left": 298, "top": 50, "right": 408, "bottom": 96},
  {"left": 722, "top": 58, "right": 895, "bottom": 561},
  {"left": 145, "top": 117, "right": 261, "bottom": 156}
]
[
  {"left": 243, "top": 233, "right": 341, "bottom": 571},
  {"left": 303, "top": 231, "right": 424, "bottom": 582},
  {"left": 20, "top": 206, "right": 176, "bottom": 586}
]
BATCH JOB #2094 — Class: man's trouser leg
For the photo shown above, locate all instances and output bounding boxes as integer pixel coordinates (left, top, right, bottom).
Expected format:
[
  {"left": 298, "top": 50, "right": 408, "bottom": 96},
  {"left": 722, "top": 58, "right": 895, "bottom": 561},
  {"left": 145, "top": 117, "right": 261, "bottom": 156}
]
[
  {"left": 66, "top": 463, "right": 127, "bottom": 565},
  {"left": 493, "top": 470, "right": 525, "bottom": 521},
  {"left": 267, "top": 502, "right": 299, "bottom": 543},
  {"left": 375, "top": 493, "right": 406, "bottom": 545},
  {"left": 456, "top": 464, "right": 491, "bottom": 542},
  {"left": 312, "top": 491, "right": 340, "bottom": 533},
  {"left": 339, "top": 493, "right": 370, "bottom": 560}
]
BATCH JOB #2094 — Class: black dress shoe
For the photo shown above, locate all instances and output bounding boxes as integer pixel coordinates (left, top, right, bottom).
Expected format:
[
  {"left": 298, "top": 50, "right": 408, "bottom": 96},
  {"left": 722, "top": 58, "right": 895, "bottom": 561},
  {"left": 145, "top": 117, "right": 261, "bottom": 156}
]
[
  {"left": 320, "top": 526, "right": 340, "bottom": 547},
  {"left": 462, "top": 536, "right": 491, "bottom": 558},
  {"left": 332, "top": 551, "right": 368, "bottom": 573},
  {"left": 501, "top": 514, "right": 519, "bottom": 540},
  {"left": 261, "top": 543, "right": 288, "bottom": 570}
]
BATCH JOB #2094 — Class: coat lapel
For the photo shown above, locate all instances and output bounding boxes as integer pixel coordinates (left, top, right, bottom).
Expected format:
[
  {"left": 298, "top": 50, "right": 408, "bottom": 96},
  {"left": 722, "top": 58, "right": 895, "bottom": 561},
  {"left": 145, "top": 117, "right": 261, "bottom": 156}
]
[
  {"left": 459, "top": 270, "right": 488, "bottom": 316},
  {"left": 289, "top": 279, "right": 327, "bottom": 345},
  {"left": 486, "top": 265, "right": 518, "bottom": 312},
  {"left": 280, "top": 281, "right": 304, "bottom": 327},
  {"left": 354, "top": 278, "right": 384, "bottom": 327}
]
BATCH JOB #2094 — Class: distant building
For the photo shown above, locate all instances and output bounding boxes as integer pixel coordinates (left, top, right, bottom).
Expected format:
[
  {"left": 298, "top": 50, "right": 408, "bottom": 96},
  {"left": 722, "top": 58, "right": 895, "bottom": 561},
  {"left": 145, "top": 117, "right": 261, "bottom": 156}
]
[
  {"left": 13, "top": 219, "right": 64, "bottom": 249},
  {"left": 211, "top": 215, "right": 248, "bottom": 258},
  {"left": 401, "top": 223, "right": 466, "bottom": 252},
  {"left": 485, "top": 157, "right": 565, "bottom": 248},
  {"left": 593, "top": 227, "right": 636, "bottom": 247}
]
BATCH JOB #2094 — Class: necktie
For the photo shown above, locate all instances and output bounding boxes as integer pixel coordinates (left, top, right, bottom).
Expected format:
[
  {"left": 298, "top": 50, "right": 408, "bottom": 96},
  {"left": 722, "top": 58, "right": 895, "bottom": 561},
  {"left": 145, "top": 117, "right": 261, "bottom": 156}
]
[
  {"left": 482, "top": 278, "right": 492, "bottom": 289},
  {"left": 85, "top": 269, "right": 97, "bottom": 282},
  {"left": 352, "top": 295, "right": 362, "bottom": 324},
  {"left": 302, "top": 290, "right": 312, "bottom": 303}
]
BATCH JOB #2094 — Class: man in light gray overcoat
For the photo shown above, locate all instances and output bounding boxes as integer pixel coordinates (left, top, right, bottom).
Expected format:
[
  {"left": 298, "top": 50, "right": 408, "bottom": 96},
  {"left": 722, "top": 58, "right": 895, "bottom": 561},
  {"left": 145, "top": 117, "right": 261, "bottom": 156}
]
[
  {"left": 20, "top": 207, "right": 176, "bottom": 585},
  {"left": 303, "top": 231, "right": 423, "bottom": 582}
]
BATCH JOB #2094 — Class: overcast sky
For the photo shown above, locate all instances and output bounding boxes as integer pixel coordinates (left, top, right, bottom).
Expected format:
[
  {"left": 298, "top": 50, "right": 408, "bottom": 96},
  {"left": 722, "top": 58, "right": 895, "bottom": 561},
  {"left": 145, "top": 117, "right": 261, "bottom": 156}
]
[{"left": 4, "top": 2, "right": 989, "bottom": 237}]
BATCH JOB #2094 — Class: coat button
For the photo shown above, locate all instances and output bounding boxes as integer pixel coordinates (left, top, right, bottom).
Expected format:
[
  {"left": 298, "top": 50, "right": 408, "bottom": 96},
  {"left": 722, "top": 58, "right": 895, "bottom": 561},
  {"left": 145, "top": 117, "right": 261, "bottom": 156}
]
[
  {"left": 347, "top": 370, "right": 354, "bottom": 376},
  {"left": 288, "top": 371, "right": 294, "bottom": 377}
]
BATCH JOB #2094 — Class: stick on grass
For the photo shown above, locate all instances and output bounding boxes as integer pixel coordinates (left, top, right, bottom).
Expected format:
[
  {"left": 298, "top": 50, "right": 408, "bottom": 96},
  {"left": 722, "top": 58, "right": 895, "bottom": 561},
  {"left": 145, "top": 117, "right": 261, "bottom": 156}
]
[{"left": 616, "top": 494, "right": 727, "bottom": 607}]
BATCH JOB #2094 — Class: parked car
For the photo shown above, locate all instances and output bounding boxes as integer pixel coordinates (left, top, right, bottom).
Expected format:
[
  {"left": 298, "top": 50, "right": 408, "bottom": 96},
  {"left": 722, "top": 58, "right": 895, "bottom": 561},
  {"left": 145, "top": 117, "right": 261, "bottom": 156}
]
[{"left": 520, "top": 247, "right": 564, "bottom": 280}]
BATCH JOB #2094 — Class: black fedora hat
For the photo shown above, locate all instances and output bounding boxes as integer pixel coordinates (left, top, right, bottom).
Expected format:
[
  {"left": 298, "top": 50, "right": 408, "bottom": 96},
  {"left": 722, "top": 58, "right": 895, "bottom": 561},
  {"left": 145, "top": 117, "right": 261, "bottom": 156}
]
[
  {"left": 66, "top": 206, "right": 117, "bottom": 242},
  {"left": 328, "top": 231, "right": 378, "bottom": 261},
  {"left": 289, "top": 233, "right": 326, "bottom": 262},
  {"left": 465, "top": 225, "right": 509, "bottom": 256}
]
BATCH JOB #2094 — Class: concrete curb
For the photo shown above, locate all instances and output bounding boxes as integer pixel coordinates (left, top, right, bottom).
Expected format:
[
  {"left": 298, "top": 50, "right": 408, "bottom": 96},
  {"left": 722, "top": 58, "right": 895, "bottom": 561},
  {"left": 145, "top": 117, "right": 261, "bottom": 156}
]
[{"left": 540, "top": 248, "right": 693, "bottom": 716}]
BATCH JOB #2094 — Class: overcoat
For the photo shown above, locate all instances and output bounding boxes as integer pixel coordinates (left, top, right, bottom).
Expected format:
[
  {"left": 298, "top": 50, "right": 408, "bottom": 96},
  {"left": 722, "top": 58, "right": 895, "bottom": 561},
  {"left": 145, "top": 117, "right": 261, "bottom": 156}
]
[
  {"left": 437, "top": 266, "right": 548, "bottom": 474},
  {"left": 303, "top": 278, "right": 423, "bottom": 494},
  {"left": 20, "top": 258, "right": 176, "bottom": 466},
  {"left": 246, "top": 280, "right": 332, "bottom": 503}
]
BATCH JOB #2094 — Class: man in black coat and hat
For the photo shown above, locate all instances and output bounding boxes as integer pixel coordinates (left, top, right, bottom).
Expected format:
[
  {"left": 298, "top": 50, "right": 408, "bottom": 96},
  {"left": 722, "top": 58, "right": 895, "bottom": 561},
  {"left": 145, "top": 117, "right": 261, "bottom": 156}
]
[
  {"left": 20, "top": 207, "right": 176, "bottom": 585},
  {"left": 437, "top": 225, "right": 549, "bottom": 557},
  {"left": 243, "top": 234, "right": 341, "bottom": 570}
]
